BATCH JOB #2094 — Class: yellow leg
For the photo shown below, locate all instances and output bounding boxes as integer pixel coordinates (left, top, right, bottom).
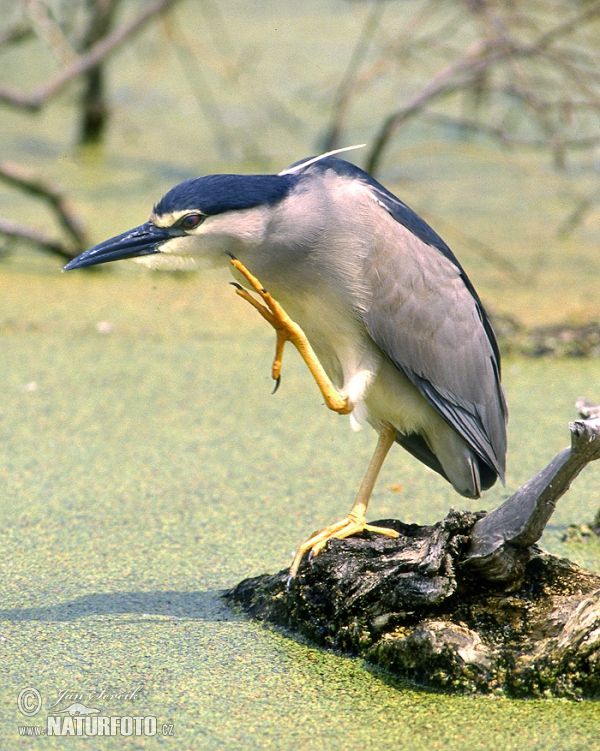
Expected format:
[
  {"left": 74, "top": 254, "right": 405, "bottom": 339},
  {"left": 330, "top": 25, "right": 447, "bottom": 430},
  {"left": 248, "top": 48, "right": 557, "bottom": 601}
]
[
  {"left": 229, "top": 257, "right": 353, "bottom": 415},
  {"left": 288, "top": 423, "right": 399, "bottom": 580}
]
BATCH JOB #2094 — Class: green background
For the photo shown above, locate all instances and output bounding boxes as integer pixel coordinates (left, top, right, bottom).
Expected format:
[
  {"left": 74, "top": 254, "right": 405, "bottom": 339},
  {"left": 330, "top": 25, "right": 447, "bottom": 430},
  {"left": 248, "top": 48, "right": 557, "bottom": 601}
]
[{"left": 1, "top": 0, "right": 600, "bottom": 748}]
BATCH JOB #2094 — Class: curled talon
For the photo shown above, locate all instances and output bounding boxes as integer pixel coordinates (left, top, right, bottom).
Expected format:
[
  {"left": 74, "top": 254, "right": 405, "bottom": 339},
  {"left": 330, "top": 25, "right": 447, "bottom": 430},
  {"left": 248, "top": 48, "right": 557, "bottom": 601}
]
[{"left": 228, "top": 257, "right": 352, "bottom": 416}]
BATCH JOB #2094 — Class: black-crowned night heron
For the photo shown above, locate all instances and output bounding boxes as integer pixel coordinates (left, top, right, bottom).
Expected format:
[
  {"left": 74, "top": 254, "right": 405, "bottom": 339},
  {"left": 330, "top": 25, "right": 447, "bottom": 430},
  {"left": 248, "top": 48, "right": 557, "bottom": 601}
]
[{"left": 65, "top": 146, "right": 508, "bottom": 578}]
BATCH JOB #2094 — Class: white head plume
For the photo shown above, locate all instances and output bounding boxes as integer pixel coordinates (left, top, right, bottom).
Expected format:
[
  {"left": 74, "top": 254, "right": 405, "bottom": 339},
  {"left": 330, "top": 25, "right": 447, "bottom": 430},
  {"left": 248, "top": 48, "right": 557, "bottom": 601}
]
[{"left": 278, "top": 144, "right": 367, "bottom": 176}]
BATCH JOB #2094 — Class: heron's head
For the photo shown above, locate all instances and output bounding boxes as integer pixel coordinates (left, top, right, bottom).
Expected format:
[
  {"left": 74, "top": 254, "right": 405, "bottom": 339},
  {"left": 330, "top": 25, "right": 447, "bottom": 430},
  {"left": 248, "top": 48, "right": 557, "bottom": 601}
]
[
  {"left": 63, "top": 173, "right": 298, "bottom": 272},
  {"left": 63, "top": 146, "right": 366, "bottom": 273}
]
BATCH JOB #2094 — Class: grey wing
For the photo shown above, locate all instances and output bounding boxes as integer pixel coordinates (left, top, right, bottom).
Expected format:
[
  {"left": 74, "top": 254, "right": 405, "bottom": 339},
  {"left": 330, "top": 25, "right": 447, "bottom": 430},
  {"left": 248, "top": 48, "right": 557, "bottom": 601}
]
[{"left": 359, "top": 207, "right": 507, "bottom": 482}]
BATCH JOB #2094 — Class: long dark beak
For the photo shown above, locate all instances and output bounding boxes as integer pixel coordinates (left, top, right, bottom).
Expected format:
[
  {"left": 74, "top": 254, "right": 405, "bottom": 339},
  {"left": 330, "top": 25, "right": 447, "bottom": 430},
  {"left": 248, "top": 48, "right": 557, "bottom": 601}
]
[{"left": 63, "top": 222, "right": 171, "bottom": 271}]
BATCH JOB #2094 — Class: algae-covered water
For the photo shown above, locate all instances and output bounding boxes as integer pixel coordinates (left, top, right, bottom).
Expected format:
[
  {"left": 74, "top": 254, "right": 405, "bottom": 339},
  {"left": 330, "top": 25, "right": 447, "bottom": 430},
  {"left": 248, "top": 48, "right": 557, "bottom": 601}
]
[
  {"left": 1, "top": 256, "right": 600, "bottom": 750},
  {"left": 2, "top": 0, "right": 600, "bottom": 748}
]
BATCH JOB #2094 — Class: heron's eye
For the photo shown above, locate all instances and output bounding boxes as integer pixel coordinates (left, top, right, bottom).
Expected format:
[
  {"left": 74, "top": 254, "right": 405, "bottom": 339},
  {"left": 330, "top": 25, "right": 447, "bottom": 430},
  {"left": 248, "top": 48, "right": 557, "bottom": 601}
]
[{"left": 180, "top": 213, "right": 204, "bottom": 230}]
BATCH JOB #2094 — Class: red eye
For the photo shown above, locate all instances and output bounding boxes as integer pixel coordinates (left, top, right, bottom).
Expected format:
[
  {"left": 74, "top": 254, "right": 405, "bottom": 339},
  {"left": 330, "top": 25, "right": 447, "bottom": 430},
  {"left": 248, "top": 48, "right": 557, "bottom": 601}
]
[{"left": 181, "top": 213, "right": 203, "bottom": 230}]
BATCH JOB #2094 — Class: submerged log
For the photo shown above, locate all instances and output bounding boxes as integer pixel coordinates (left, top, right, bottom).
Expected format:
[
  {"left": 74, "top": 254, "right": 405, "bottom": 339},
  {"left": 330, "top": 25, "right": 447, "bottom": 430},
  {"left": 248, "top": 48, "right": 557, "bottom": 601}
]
[{"left": 226, "top": 410, "right": 600, "bottom": 698}]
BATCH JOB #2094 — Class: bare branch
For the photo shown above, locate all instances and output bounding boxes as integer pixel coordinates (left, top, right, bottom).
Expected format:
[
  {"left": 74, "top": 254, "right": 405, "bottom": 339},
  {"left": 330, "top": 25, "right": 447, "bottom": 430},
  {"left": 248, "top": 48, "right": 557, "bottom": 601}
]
[
  {"left": 0, "top": 21, "right": 33, "bottom": 48},
  {"left": 0, "top": 0, "right": 180, "bottom": 110},
  {"left": 0, "top": 218, "right": 75, "bottom": 261},
  {"left": 0, "top": 161, "right": 88, "bottom": 251},
  {"left": 366, "top": 46, "right": 489, "bottom": 175},
  {"left": 534, "top": 2, "right": 600, "bottom": 51},
  {"left": 558, "top": 195, "right": 598, "bottom": 237},
  {"left": 422, "top": 111, "right": 600, "bottom": 150},
  {"left": 23, "top": 0, "right": 78, "bottom": 66},
  {"left": 365, "top": 1, "right": 600, "bottom": 175},
  {"left": 323, "top": 0, "right": 387, "bottom": 151},
  {"left": 159, "top": 12, "right": 237, "bottom": 160}
]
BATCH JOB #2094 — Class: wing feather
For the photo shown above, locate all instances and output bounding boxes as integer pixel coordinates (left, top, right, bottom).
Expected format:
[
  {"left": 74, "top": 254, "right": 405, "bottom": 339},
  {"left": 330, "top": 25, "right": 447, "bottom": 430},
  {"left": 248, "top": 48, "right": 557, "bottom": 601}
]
[{"left": 359, "top": 184, "right": 508, "bottom": 480}]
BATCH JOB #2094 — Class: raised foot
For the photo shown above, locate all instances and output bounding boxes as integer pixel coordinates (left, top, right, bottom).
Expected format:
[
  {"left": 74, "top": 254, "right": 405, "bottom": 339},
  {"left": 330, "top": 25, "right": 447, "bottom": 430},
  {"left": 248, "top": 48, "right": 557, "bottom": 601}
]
[
  {"left": 229, "top": 257, "right": 352, "bottom": 415},
  {"left": 288, "top": 516, "right": 400, "bottom": 580}
]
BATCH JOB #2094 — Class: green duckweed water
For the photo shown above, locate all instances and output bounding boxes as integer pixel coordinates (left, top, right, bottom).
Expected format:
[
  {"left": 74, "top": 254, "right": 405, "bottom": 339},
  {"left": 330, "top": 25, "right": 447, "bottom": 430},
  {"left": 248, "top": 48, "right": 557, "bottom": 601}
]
[
  {"left": 2, "top": 0, "right": 600, "bottom": 747},
  {"left": 1, "top": 258, "right": 600, "bottom": 749}
]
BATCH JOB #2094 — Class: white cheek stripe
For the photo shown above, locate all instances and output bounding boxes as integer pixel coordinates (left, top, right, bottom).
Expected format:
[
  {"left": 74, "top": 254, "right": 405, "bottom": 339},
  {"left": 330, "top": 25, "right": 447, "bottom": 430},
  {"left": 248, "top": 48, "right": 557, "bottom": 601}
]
[{"left": 150, "top": 210, "right": 191, "bottom": 227}]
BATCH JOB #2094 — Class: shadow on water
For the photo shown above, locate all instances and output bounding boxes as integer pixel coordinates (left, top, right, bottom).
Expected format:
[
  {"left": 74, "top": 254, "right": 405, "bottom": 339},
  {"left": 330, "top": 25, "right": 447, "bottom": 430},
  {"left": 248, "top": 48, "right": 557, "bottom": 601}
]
[{"left": 0, "top": 589, "right": 236, "bottom": 623}]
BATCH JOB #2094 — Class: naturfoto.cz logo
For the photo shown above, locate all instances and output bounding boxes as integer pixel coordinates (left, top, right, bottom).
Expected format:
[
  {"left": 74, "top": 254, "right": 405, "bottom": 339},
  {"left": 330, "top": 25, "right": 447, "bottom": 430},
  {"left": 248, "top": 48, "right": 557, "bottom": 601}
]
[{"left": 16, "top": 687, "right": 175, "bottom": 738}]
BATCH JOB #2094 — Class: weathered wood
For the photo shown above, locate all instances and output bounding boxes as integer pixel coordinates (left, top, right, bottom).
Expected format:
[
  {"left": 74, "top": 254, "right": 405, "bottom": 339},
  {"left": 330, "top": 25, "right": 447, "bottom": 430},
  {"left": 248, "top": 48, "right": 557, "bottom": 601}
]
[{"left": 464, "top": 416, "right": 600, "bottom": 582}]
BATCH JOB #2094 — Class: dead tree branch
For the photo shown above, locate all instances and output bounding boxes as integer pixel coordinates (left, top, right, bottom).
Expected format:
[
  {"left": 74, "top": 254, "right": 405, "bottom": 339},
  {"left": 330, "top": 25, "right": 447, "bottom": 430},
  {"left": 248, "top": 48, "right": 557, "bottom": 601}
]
[
  {"left": 23, "top": 0, "right": 78, "bottom": 66},
  {"left": 331, "top": 1, "right": 600, "bottom": 176},
  {"left": 0, "top": 162, "right": 89, "bottom": 259},
  {"left": 322, "top": 0, "right": 387, "bottom": 151},
  {"left": 0, "top": 0, "right": 180, "bottom": 111},
  {"left": 0, "top": 218, "right": 74, "bottom": 261},
  {"left": 0, "top": 21, "right": 33, "bottom": 48}
]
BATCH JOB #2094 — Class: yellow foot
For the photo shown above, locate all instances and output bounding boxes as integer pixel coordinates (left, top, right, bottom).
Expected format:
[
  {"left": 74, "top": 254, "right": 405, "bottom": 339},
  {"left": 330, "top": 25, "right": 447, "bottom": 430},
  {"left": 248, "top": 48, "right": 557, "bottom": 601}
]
[
  {"left": 288, "top": 515, "right": 399, "bottom": 580},
  {"left": 229, "top": 257, "right": 352, "bottom": 415}
]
